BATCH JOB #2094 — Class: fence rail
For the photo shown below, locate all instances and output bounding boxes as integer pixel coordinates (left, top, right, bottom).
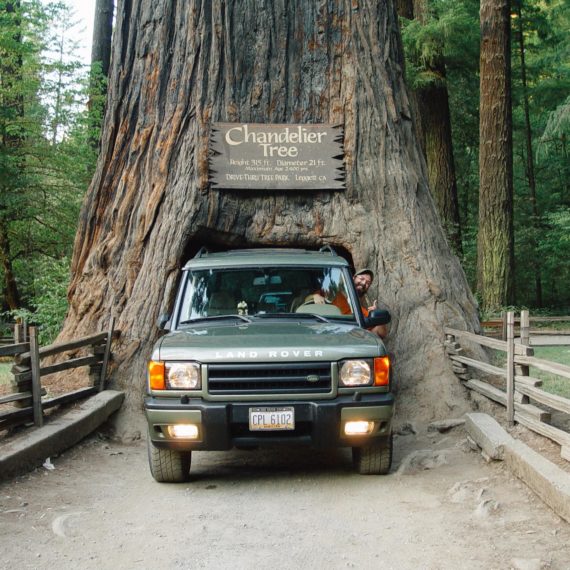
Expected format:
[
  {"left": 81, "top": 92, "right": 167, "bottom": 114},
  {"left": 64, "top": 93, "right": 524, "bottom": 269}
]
[
  {"left": 0, "top": 318, "right": 118, "bottom": 432},
  {"left": 482, "top": 314, "right": 570, "bottom": 341},
  {"left": 446, "top": 310, "right": 570, "bottom": 461}
]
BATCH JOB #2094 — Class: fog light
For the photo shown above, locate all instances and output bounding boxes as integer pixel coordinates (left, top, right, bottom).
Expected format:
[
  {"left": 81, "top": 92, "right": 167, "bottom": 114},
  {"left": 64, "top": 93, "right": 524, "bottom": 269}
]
[
  {"left": 167, "top": 424, "right": 199, "bottom": 439},
  {"left": 344, "top": 421, "right": 374, "bottom": 435}
]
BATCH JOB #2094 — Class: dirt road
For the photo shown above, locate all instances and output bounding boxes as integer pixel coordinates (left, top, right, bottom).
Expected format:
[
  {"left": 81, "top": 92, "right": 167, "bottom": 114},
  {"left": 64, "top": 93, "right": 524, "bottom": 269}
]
[{"left": 1, "top": 426, "right": 569, "bottom": 570}]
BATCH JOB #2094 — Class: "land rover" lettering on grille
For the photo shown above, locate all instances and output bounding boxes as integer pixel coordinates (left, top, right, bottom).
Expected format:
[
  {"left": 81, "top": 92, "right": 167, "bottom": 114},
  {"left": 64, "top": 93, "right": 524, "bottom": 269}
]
[{"left": 213, "top": 350, "right": 324, "bottom": 359}]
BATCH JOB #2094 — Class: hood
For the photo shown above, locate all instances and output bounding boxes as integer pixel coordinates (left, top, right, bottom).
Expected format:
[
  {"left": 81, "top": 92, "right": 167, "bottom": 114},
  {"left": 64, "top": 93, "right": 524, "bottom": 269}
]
[{"left": 157, "top": 320, "right": 383, "bottom": 363}]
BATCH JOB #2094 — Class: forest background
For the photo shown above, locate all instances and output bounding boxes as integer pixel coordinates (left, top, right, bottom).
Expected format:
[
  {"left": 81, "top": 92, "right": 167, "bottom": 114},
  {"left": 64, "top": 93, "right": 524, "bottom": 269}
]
[{"left": 0, "top": 0, "right": 569, "bottom": 344}]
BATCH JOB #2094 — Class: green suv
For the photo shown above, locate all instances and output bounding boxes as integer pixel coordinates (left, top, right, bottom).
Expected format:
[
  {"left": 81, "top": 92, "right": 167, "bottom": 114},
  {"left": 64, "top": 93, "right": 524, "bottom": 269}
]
[{"left": 145, "top": 247, "right": 393, "bottom": 482}]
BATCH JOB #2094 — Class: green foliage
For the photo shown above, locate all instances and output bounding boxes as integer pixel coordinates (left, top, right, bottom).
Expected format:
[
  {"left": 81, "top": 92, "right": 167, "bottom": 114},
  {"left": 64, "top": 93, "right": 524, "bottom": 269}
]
[
  {"left": 0, "top": 1, "right": 102, "bottom": 339},
  {"left": 540, "top": 96, "right": 570, "bottom": 144},
  {"left": 535, "top": 209, "right": 570, "bottom": 304},
  {"left": 10, "top": 257, "right": 70, "bottom": 344},
  {"left": 400, "top": 0, "right": 570, "bottom": 309},
  {"left": 510, "top": 0, "right": 570, "bottom": 308},
  {"left": 400, "top": 0, "right": 479, "bottom": 89}
]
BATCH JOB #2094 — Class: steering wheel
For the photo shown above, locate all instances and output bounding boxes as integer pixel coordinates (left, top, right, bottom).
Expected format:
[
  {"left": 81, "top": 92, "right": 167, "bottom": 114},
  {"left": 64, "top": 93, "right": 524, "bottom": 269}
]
[{"left": 298, "top": 295, "right": 332, "bottom": 307}]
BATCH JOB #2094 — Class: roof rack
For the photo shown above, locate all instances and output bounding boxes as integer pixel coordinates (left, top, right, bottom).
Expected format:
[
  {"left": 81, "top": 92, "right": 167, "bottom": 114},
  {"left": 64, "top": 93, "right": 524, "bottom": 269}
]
[
  {"left": 319, "top": 245, "right": 337, "bottom": 256},
  {"left": 194, "top": 247, "right": 210, "bottom": 259}
]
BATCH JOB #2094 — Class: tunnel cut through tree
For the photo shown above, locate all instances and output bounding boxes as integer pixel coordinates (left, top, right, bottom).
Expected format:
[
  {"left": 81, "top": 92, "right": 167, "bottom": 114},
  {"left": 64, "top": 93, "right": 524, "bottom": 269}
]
[{"left": 60, "top": 0, "right": 480, "bottom": 430}]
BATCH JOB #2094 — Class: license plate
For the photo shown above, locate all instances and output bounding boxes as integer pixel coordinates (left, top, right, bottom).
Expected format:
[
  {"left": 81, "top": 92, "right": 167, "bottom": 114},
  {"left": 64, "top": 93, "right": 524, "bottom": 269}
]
[{"left": 249, "top": 407, "right": 295, "bottom": 431}]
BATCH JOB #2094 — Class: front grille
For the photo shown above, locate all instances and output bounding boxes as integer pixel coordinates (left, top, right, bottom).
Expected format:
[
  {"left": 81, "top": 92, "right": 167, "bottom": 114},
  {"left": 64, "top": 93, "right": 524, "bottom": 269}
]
[{"left": 207, "top": 362, "right": 332, "bottom": 395}]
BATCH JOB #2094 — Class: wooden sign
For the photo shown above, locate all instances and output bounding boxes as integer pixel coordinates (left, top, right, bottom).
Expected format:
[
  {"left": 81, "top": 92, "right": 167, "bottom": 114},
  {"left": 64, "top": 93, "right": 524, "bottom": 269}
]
[{"left": 209, "top": 123, "right": 345, "bottom": 191}]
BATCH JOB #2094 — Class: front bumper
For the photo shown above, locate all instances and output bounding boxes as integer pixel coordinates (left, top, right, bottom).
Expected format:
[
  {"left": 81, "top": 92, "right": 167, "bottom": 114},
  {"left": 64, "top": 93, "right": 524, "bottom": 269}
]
[{"left": 145, "top": 393, "right": 394, "bottom": 451}]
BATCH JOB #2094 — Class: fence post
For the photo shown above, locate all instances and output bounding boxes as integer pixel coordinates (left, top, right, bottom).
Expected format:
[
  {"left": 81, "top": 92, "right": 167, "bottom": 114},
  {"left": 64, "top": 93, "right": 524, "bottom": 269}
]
[
  {"left": 99, "top": 316, "right": 115, "bottom": 392},
  {"left": 29, "top": 327, "right": 44, "bottom": 428},
  {"left": 501, "top": 311, "right": 508, "bottom": 341},
  {"left": 506, "top": 312, "right": 515, "bottom": 427},
  {"left": 517, "top": 309, "right": 531, "bottom": 404},
  {"left": 520, "top": 310, "right": 530, "bottom": 347},
  {"left": 14, "top": 323, "right": 22, "bottom": 344}
]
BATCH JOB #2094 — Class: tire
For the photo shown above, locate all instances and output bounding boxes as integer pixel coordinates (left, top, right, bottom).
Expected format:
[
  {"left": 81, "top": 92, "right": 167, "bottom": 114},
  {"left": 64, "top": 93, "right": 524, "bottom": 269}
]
[
  {"left": 352, "top": 434, "right": 393, "bottom": 475},
  {"left": 147, "top": 437, "right": 192, "bottom": 483}
]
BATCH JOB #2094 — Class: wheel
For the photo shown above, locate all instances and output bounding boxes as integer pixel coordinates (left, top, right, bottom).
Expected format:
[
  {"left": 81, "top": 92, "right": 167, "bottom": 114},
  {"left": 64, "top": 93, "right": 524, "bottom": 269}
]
[
  {"left": 352, "top": 434, "right": 393, "bottom": 475},
  {"left": 147, "top": 437, "right": 191, "bottom": 483}
]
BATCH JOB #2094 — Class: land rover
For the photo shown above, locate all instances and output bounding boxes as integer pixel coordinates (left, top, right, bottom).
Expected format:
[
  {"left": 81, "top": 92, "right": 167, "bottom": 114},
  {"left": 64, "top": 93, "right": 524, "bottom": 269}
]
[{"left": 145, "top": 247, "right": 393, "bottom": 482}]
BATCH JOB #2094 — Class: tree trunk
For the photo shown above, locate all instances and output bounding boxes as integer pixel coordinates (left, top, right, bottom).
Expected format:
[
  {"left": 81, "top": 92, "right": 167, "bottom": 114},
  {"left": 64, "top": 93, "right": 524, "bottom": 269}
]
[
  {"left": 91, "top": 0, "right": 114, "bottom": 78},
  {"left": 415, "top": 61, "right": 462, "bottom": 256},
  {"left": 477, "top": 0, "right": 514, "bottom": 311},
  {"left": 88, "top": 0, "right": 114, "bottom": 148},
  {"left": 0, "top": 222, "right": 20, "bottom": 311},
  {"left": 61, "top": 0, "right": 480, "bottom": 432}
]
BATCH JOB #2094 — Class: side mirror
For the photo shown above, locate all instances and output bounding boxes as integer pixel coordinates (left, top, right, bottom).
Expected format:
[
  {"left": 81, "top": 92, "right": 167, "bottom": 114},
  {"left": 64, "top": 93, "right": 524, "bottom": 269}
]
[
  {"left": 157, "top": 313, "right": 170, "bottom": 330},
  {"left": 364, "top": 309, "right": 391, "bottom": 328}
]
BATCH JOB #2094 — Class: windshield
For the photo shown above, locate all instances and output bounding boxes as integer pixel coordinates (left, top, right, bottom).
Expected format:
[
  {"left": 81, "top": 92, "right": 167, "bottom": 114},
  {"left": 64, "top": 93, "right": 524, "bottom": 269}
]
[{"left": 177, "top": 266, "right": 358, "bottom": 324}]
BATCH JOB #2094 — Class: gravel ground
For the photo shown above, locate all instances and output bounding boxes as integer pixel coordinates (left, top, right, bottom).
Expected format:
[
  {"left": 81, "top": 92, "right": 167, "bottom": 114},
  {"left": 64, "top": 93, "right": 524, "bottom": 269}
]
[{"left": 1, "top": 424, "right": 569, "bottom": 570}]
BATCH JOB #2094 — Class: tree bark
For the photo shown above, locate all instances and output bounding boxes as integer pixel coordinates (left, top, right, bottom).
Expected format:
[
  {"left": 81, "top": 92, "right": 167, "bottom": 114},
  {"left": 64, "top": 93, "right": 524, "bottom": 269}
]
[
  {"left": 415, "top": 59, "right": 462, "bottom": 256},
  {"left": 477, "top": 0, "right": 514, "bottom": 311},
  {"left": 0, "top": 222, "right": 20, "bottom": 311},
  {"left": 62, "top": 0, "right": 480, "bottom": 432}
]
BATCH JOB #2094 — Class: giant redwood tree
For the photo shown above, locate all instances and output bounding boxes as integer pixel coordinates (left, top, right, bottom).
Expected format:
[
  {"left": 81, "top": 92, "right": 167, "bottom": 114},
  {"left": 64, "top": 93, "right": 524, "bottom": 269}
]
[{"left": 61, "top": 0, "right": 480, "bottom": 431}]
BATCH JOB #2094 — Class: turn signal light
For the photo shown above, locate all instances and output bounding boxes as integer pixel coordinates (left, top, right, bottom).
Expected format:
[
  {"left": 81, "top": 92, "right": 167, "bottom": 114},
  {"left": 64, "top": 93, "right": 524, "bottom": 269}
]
[
  {"left": 148, "top": 360, "right": 166, "bottom": 390},
  {"left": 374, "top": 356, "right": 390, "bottom": 386}
]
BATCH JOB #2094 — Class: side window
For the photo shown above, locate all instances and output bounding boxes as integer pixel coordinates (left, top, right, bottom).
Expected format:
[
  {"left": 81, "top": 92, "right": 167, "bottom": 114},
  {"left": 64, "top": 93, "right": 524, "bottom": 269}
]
[{"left": 319, "top": 268, "right": 354, "bottom": 316}]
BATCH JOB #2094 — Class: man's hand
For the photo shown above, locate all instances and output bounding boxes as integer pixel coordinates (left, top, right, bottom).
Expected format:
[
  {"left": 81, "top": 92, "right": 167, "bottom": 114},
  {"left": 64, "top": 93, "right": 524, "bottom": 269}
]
[{"left": 367, "top": 299, "right": 378, "bottom": 312}]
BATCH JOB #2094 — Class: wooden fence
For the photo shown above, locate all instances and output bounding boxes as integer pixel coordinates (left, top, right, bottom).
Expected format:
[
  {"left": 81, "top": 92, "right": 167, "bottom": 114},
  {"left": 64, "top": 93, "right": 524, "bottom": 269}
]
[
  {"left": 482, "top": 314, "right": 570, "bottom": 341},
  {"left": 446, "top": 310, "right": 570, "bottom": 461},
  {"left": 0, "top": 319, "right": 117, "bottom": 432},
  {"left": 0, "top": 322, "right": 29, "bottom": 347}
]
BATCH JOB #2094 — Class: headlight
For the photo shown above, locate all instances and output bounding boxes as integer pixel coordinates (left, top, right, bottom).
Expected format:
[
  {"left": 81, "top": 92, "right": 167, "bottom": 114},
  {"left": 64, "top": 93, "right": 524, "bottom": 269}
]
[
  {"left": 166, "top": 362, "right": 201, "bottom": 389},
  {"left": 339, "top": 359, "right": 372, "bottom": 387}
]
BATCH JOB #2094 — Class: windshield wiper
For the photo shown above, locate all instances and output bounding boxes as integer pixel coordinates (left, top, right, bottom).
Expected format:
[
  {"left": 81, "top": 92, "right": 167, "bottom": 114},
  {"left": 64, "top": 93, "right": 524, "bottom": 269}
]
[
  {"left": 180, "top": 315, "right": 252, "bottom": 324},
  {"left": 254, "top": 312, "right": 329, "bottom": 323}
]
